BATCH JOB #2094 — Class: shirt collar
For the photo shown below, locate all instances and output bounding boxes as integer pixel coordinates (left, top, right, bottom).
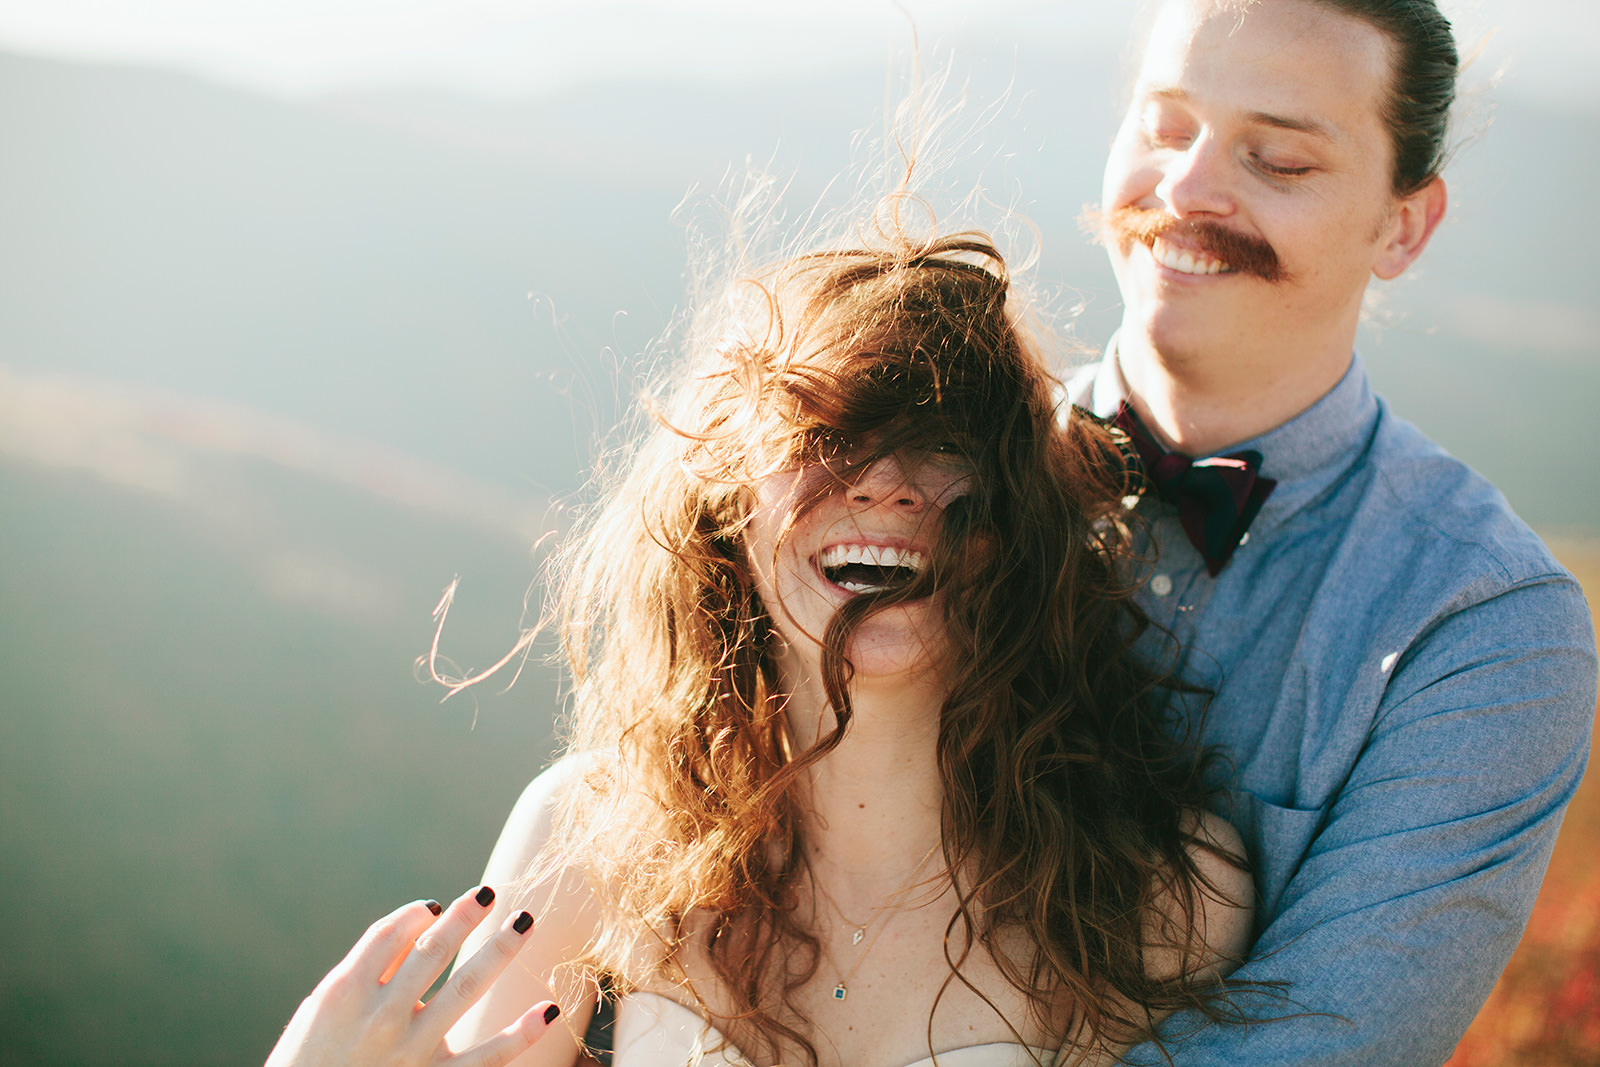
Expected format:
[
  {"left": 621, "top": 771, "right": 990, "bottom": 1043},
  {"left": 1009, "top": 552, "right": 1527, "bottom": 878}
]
[{"left": 1082, "top": 337, "right": 1381, "bottom": 536}]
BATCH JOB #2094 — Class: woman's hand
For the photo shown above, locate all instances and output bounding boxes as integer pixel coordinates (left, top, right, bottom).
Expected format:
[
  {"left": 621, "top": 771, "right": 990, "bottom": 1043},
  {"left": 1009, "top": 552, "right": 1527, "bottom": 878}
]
[{"left": 265, "top": 885, "right": 561, "bottom": 1067}]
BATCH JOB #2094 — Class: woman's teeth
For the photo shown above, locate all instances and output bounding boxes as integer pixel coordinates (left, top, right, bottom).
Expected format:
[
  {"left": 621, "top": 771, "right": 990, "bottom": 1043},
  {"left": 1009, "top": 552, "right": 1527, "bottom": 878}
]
[{"left": 818, "top": 543, "right": 925, "bottom": 594}]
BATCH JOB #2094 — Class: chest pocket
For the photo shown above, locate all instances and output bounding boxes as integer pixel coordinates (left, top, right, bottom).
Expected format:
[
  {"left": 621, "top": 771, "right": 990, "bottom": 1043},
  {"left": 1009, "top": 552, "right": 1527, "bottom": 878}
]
[{"left": 1228, "top": 790, "right": 1328, "bottom": 927}]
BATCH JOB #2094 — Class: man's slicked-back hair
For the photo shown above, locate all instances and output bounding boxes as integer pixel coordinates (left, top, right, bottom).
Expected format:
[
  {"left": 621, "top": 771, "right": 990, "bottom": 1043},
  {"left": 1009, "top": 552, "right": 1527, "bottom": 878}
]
[{"left": 1313, "top": 0, "right": 1459, "bottom": 194}]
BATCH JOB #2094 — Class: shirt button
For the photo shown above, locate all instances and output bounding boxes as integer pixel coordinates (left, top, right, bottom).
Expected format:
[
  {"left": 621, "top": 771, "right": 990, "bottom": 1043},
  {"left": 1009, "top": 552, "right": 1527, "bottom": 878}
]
[{"left": 1150, "top": 573, "right": 1174, "bottom": 597}]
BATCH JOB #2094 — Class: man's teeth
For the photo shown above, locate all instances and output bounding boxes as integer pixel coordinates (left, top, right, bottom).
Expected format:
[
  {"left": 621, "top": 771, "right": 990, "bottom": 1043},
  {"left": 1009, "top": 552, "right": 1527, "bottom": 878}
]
[
  {"left": 818, "top": 544, "right": 925, "bottom": 573},
  {"left": 1153, "top": 242, "right": 1227, "bottom": 275}
]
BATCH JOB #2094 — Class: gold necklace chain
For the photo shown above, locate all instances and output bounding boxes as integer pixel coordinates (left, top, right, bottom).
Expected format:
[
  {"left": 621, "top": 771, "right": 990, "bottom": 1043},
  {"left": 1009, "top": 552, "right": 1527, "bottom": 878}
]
[
  {"left": 806, "top": 841, "right": 944, "bottom": 1002},
  {"left": 809, "top": 840, "right": 943, "bottom": 940},
  {"left": 808, "top": 873, "right": 871, "bottom": 944}
]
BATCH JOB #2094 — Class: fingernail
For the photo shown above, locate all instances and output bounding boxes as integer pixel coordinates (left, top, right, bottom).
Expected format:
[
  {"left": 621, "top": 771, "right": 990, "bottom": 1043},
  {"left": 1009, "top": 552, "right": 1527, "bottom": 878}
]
[
  {"left": 425, "top": 900, "right": 443, "bottom": 916},
  {"left": 542, "top": 1003, "right": 561, "bottom": 1024},
  {"left": 513, "top": 911, "right": 533, "bottom": 935},
  {"left": 475, "top": 885, "right": 495, "bottom": 907}
]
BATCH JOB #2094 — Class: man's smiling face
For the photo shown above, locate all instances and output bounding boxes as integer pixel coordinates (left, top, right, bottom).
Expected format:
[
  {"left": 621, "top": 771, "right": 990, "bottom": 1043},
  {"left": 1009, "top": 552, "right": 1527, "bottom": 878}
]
[{"left": 1100, "top": 0, "right": 1425, "bottom": 370}]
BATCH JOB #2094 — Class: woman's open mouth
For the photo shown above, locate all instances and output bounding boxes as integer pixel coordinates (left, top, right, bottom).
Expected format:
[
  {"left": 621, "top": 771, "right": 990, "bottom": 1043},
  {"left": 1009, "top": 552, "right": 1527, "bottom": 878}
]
[{"left": 817, "top": 543, "right": 926, "bottom": 595}]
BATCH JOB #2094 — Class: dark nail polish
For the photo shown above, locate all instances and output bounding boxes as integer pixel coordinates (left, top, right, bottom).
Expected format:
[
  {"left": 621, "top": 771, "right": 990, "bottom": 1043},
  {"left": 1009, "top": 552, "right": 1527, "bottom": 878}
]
[
  {"left": 542, "top": 1003, "right": 561, "bottom": 1024},
  {"left": 475, "top": 885, "right": 495, "bottom": 907},
  {"left": 513, "top": 911, "right": 533, "bottom": 935},
  {"left": 425, "top": 900, "right": 443, "bottom": 916}
]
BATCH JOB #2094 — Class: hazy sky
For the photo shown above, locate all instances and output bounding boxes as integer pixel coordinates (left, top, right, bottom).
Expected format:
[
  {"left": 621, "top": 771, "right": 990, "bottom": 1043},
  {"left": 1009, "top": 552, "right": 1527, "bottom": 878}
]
[{"left": 1, "top": 0, "right": 1596, "bottom": 104}]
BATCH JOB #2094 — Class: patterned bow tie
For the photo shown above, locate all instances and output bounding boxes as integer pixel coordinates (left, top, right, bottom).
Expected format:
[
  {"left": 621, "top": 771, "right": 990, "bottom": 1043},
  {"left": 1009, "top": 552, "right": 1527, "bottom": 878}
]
[{"left": 1111, "top": 403, "right": 1277, "bottom": 577}]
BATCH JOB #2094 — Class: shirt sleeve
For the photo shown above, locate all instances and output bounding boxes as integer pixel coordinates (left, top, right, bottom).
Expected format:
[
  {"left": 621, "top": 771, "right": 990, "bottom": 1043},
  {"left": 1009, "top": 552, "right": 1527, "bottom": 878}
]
[{"left": 1123, "top": 572, "right": 1598, "bottom": 1066}]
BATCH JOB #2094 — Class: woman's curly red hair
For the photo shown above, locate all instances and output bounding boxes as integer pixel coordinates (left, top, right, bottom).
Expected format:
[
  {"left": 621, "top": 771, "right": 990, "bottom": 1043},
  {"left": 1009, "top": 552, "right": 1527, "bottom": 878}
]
[{"left": 544, "top": 228, "right": 1243, "bottom": 1064}]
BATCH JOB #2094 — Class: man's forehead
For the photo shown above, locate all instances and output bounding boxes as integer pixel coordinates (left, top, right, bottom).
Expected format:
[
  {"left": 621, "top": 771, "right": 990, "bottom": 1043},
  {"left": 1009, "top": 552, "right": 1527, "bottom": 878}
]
[
  {"left": 1130, "top": 0, "right": 1394, "bottom": 121},
  {"left": 1137, "top": 0, "right": 1260, "bottom": 52},
  {"left": 1138, "top": 0, "right": 1394, "bottom": 60},
  {"left": 1140, "top": 0, "right": 1334, "bottom": 70}
]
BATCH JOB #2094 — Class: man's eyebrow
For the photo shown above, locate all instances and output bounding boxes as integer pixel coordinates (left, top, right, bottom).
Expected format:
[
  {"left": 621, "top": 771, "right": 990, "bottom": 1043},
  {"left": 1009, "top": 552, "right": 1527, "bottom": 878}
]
[
  {"left": 1146, "top": 88, "right": 1339, "bottom": 141},
  {"left": 1246, "top": 110, "right": 1337, "bottom": 140}
]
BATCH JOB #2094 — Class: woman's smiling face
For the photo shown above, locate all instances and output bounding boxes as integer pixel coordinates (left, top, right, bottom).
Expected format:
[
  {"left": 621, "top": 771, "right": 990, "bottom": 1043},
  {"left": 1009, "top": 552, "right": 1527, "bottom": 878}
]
[{"left": 745, "top": 441, "right": 975, "bottom": 686}]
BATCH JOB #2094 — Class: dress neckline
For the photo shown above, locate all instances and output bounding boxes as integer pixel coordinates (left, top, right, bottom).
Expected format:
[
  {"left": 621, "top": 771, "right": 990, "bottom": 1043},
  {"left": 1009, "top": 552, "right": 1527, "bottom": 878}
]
[{"left": 616, "top": 990, "right": 1059, "bottom": 1067}]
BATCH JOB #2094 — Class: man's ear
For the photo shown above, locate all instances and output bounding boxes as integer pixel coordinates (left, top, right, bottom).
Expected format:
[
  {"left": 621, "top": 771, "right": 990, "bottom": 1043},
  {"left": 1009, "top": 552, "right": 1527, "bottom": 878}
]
[{"left": 1373, "top": 177, "right": 1447, "bottom": 281}]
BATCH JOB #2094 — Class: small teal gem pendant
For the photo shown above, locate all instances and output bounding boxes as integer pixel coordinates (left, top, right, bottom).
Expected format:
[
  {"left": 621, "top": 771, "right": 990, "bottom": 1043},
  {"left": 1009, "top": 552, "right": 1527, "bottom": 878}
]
[{"left": 832, "top": 983, "right": 847, "bottom": 1001}]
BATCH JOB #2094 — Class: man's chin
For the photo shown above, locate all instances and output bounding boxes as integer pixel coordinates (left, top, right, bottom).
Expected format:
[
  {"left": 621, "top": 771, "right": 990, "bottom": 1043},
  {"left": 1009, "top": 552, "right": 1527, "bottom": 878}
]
[{"left": 1120, "top": 307, "right": 1238, "bottom": 369}]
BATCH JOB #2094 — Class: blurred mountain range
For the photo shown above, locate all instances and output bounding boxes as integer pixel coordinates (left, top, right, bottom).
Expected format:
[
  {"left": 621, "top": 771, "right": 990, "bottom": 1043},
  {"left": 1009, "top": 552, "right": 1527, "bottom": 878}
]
[{"left": 0, "top": 46, "right": 1595, "bottom": 1064}]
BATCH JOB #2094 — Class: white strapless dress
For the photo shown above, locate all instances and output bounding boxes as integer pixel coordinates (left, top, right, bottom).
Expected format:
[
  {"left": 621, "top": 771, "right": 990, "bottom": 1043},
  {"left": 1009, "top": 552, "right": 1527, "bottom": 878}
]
[{"left": 611, "top": 991, "right": 1059, "bottom": 1067}]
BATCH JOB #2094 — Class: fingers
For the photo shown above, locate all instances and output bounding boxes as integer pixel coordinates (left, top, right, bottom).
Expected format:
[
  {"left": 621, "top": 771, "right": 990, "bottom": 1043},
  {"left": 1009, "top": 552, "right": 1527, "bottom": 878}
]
[
  {"left": 387, "top": 885, "right": 500, "bottom": 1005},
  {"left": 376, "top": 899, "right": 446, "bottom": 985},
  {"left": 336, "top": 898, "right": 446, "bottom": 989},
  {"left": 416, "top": 906, "right": 540, "bottom": 1046},
  {"left": 448, "top": 1000, "right": 562, "bottom": 1067}
]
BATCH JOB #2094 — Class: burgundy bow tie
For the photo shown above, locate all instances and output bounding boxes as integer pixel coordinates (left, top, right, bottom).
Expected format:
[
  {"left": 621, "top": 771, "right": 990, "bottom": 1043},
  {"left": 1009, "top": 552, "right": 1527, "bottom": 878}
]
[{"left": 1112, "top": 403, "right": 1276, "bottom": 577}]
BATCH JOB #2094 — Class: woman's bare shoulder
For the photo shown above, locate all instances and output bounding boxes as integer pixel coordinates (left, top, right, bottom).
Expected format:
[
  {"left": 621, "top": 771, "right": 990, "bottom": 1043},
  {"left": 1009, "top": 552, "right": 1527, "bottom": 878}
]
[
  {"left": 1186, "top": 810, "right": 1254, "bottom": 970},
  {"left": 448, "top": 754, "right": 607, "bottom": 1066},
  {"left": 1146, "top": 810, "right": 1255, "bottom": 982},
  {"left": 485, "top": 753, "right": 601, "bottom": 876}
]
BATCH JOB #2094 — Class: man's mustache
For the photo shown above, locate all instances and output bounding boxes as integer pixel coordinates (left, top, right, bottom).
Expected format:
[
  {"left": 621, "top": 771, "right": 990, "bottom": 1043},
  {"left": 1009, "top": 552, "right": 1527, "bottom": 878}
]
[{"left": 1086, "top": 206, "right": 1290, "bottom": 284}]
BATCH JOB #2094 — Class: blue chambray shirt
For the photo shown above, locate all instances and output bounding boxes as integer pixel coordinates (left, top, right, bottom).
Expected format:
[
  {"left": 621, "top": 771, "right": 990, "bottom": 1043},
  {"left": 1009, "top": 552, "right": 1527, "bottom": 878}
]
[{"left": 1071, "top": 352, "right": 1598, "bottom": 1066}]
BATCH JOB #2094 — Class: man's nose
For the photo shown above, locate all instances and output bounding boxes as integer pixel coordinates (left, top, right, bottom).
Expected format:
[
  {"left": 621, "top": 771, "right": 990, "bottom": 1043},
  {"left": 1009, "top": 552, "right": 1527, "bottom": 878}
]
[
  {"left": 1155, "top": 133, "right": 1235, "bottom": 219},
  {"left": 848, "top": 453, "right": 924, "bottom": 511}
]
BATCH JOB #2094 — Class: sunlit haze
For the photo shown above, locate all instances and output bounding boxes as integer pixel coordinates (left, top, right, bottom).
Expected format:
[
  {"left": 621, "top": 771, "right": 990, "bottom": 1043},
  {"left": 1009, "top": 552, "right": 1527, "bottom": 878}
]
[{"left": 0, "top": 0, "right": 1595, "bottom": 103}]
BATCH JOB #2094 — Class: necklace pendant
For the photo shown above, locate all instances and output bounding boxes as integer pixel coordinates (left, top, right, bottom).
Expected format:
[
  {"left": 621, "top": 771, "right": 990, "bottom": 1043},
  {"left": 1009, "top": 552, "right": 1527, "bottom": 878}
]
[
  {"left": 851, "top": 927, "right": 865, "bottom": 945},
  {"left": 832, "top": 982, "right": 848, "bottom": 1001}
]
